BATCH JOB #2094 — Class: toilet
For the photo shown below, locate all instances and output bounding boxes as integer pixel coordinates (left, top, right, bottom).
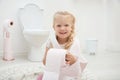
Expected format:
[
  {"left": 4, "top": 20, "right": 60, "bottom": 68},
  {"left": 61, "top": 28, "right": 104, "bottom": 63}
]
[{"left": 18, "top": 3, "right": 49, "bottom": 61}]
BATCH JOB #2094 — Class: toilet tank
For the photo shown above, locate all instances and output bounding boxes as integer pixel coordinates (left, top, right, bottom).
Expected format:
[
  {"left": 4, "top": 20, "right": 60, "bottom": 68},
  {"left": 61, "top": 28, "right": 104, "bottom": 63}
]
[{"left": 19, "top": 3, "right": 45, "bottom": 30}]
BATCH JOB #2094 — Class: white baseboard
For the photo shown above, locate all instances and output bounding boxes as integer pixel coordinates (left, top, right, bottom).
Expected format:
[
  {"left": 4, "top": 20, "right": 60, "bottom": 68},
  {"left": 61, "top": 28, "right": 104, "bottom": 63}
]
[{"left": 0, "top": 51, "right": 28, "bottom": 57}]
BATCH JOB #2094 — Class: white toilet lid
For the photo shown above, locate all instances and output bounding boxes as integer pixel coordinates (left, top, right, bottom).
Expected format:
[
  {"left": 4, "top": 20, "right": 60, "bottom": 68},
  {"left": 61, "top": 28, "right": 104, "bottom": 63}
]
[{"left": 19, "top": 4, "right": 44, "bottom": 30}]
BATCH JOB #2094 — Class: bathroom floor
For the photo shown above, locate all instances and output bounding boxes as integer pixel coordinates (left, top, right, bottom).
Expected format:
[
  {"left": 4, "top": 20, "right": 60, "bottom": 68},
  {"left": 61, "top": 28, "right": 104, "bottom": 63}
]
[
  {"left": 0, "top": 52, "right": 120, "bottom": 80},
  {"left": 84, "top": 52, "right": 120, "bottom": 80},
  {"left": 0, "top": 55, "right": 41, "bottom": 68}
]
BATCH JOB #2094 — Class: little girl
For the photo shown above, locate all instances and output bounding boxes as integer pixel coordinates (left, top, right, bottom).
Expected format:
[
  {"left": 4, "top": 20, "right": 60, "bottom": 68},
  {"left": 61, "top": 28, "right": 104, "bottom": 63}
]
[{"left": 41, "top": 11, "right": 87, "bottom": 80}]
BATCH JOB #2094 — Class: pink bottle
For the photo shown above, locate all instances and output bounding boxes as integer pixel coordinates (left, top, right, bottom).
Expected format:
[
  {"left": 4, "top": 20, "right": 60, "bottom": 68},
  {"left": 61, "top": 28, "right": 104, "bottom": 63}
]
[{"left": 3, "top": 19, "right": 15, "bottom": 61}]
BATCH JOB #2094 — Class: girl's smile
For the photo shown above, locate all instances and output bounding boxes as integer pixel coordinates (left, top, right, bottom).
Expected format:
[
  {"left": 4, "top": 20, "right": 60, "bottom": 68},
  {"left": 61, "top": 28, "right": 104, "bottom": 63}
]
[{"left": 59, "top": 31, "right": 67, "bottom": 35}]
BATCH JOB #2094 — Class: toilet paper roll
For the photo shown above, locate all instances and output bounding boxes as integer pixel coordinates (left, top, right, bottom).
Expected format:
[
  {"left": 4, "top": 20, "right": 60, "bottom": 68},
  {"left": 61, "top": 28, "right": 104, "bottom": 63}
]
[
  {"left": 42, "top": 48, "right": 67, "bottom": 80},
  {"left": 4, "top": 19, "right": 13, "bottom": 25},
  {"left": 45, "top": 48, "right": 67, "bottom": 73},
  {"left": 3, "top": 19, "right": 14, "bottom": 38},
  {"left": 3, "top": 19, "right": 14, "bottom": 30},
  {"left": 42, "top": 71, "right": 59, "bottom": 80}
]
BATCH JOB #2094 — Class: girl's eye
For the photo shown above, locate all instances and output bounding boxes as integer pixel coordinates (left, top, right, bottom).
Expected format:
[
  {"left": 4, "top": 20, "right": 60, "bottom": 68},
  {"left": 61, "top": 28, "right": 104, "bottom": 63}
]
[
  {"left": 57, "top": 25, "right": 61, "bottom": 27},
  {"left": 65, "top": 24, "right": 69, "bottom": 27}
]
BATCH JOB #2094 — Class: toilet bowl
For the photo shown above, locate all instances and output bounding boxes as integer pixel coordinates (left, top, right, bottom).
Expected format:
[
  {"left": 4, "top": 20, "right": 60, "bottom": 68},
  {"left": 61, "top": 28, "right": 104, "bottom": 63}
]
[{"left": 18, "top": 3, "right": 49, "bottom": 61}]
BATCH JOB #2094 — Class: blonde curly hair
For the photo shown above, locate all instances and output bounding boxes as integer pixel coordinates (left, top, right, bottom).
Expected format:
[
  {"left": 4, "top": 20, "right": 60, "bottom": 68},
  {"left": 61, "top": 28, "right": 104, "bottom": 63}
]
[{"left": 53, "top": 11, "right": 75, "bottom": 49}]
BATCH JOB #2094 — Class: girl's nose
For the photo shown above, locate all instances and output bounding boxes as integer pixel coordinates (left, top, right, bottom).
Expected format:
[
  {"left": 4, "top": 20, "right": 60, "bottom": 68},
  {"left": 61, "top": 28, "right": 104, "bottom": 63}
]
[{"left": 60, "top": 26, "right": 65, "bottom": 30}]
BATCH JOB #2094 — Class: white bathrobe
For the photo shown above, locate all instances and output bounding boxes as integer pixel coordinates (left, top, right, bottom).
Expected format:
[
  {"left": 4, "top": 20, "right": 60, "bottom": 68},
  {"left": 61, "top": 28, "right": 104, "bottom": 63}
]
[{"left": 43, "top": 32, "right": 87, "bottom": 80}]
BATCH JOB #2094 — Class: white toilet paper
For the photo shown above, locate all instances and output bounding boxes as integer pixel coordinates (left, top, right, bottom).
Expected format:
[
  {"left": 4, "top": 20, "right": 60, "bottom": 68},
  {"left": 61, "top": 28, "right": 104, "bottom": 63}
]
[
  {"left": 42, "top": 48, "right": 67, "bottom": 80},
  {"left": 42, "top": 71, "right": 59, "bottom": 80}
]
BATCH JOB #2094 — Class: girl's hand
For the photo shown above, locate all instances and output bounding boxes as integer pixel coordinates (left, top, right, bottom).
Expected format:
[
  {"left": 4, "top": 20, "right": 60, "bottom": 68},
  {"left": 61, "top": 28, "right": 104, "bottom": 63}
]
[{"left": 65, "top": 53, "right": 77, "bottom": 65}]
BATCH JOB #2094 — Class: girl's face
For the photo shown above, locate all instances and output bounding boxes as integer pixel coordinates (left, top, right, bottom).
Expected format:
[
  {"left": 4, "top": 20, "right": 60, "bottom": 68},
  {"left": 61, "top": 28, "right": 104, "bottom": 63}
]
[{"left": 54, "top": 15, "right": 73, "bottom": 40}]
